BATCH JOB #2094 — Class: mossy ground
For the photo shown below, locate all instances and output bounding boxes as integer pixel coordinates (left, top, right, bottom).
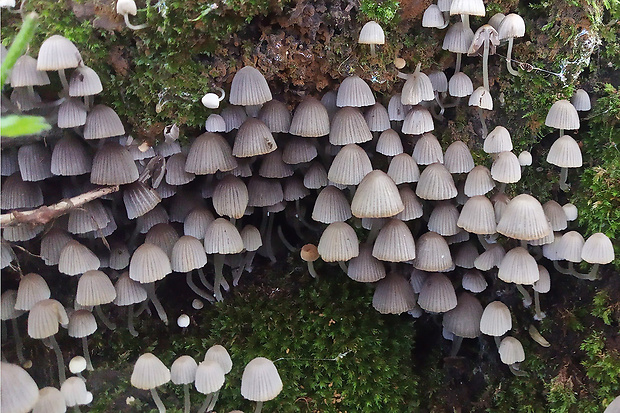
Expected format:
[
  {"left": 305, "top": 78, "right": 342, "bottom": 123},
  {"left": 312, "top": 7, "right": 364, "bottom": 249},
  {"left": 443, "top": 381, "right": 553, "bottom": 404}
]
[{"left": 1, "top": 0, "right": 619, "bottom": 411}]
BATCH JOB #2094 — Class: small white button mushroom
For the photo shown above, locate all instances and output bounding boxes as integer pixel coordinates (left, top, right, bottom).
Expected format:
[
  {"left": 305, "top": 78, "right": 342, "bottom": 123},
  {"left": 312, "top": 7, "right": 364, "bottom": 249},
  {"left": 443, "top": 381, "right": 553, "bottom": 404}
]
[
  {"left": 518, "top": 151, "right": 532, "bottom": 166},
  {"left": 192, "top": 298, "right": 204, "bottom": 310},
  {"left": 69, "top": 356, "right": 87, "bottom": 375},
  {"left": 201, "top": 87, "right": 226, "bottom": 109},
  {"left": 177, "top": 314, "right": 190, "bottom": 328}
]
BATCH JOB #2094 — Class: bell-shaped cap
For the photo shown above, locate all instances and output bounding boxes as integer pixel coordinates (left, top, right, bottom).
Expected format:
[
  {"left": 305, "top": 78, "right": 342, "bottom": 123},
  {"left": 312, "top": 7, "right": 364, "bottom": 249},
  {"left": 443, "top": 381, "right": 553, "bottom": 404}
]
[
  {"left": 546, "top": 135, "right": 582, "bottom": 168},
  {"left": 60, "top": 377, "right": 91, "bottom": 407},
  {"left": 16, "top": 273, "right": 50, "bottom": 311},
  {"left": 376, "top": 129, "right": 404, "bottom": 156},
  {"left": 358, "top": 21, "right": 385, "bottom": 45},
  {"left": 129, "top": 243, "right": 172, "bottom": 283},
  {"left": 69, "top": 65, "right": 102, "bottom": 97},
  {"left": 131, "top": 353, "right": 171, "bottom": 390},
  {"left": 233, "top": 118, "right": 277, "bottom": 158},
  {"left": 480, "top": 301, "right": 512, "bottom": 336},
  {"left": 414, "top": 231, "right": 453, "bottom": 272},
  {"left": 401, "top": 65, "right": 435, "bottom": 106},
  {"left": 388, "top": 153, "right": 420, "bottom": 185},
  {"left": 351, "top": 170, "right": 404, "bottom": 218},
  {"left": 114, "top": 272, "right": 148, "bottom": 306},
  {"left": 51, "top": 135, "right": 92, "bottom": 176},
  {"left": 229, "top": 66, "right": 272, "bottom": 106},
  {"left": 450, "top": 0, "right": 485, "bottom": 16},
  {"left": 444, "top": 141, "right": 474, "bottom": 174},
  {"left": 171, "top": 236, "right": 208, "bottom": 272},
  {"left": 204, "top": 218, "right": 244, "bottom": 255},
  {"left": 365, "top": 102, "right": 390, "bottom": 132},
  {"left": 443, "top": 292, "right": 483, "bottom": 338},
  {"left": 213, "top": 175, "right": 249, "bottom": 219},
  {"left": 58, "top": 240, "right": 100, "bottom": 276},
  {"left": 328, "top": 144, "right": 372, "bottom": 185},
  {"left": 33, "top": 386, "right": 66, "bottom": 413},
  {"left": 462, "top": 269, "right": 488, "bottom": 293},
  {"left": 498, "top": 247, "right": 539, "bottom": 285},
  {"left": 402, "top": 106, "right": 434, "bottom": 135},
  {"left": 37, "top": 35, "right": 82, "bottom": 70},
  {"left": 68, "top": 310, "right": 97, "bottom": 338},
  {"left": 83, "top": 105, "right": 125, "bottom": 140},
  {"left": 417, "top": 273, "right": 457, "bottom": 313},
  {"left": 545, "top": 99, "right": 580, "bottom": 130},
  {"left": 17, "top": 143, "right": 52, "bottom": 182},
  {"left": 428, "top": 201, "right": 460, "bottom": 237},
  {"left": 372, "top": 272, "right": 417, "bottom": 314},
  {"left": 416, "top": 163, "right": 457, "bottom": 200},
  {"left": 186, "top": 132, "right": 237, "bottom": 174},
  {"left": 581, "top": 233, "right": 614, "bottom": 264},
  {"left": 170, "top": 355, "right": 198, "bottom": 385},
  {"left": 448, "top": 72, "right": 473, "bottom": 97},
  {"left": 330, "top": 107, "right": 373, "bottom": 146},
  {"left": 241, "top": 357, "right": 283, "bottom": 402},
  {"left": 204, "top": 345, "right": 233, "bottom": 374},
  {"left": 347, "top": 244, "right": 386, "bottom": 283},
  {"left": 496, "top": 194, "right": 551, "bottom": 240},
  {"left": 458, "top": 195, "right": 496, "bottom": 234},
  {"left": 372, "top": 219, "right": 416, "bottom": 262},
  {"left": 484, "top": 126, "right": 513, "bottom": 154},
  {"left": 1, "top": 362, "right": 39, "bottom": 413},
  {"left": 28, "top": 299, "right": 68, "bottom": 339},
  {"left": 90, "top": 142, "right": 139, "bottom": 185},
  {"left": 571, "top": 89, "right": 591, "bottom": 111},
  {"left": 336, "top": 75, "right": 375, "bottom": 107},
  {"left": 317, "top": 222, "right": 359, "bottom": 262},
  {"left": 289, "top": 97, "right": 330, "bottom": 137},
  {"left": 498, "top": 336, "right": 525, "bottom": 365},
  {"left": 76, "top": 270, "right": 117, "bottom": 306},
  {"left": 312, "top": 185, "right": 352, "bottom": 224}
]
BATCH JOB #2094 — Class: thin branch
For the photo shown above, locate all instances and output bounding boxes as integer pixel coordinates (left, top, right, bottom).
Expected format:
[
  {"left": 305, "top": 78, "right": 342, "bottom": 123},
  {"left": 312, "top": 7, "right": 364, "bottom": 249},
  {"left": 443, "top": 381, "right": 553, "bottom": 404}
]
[{"left": 0, "top": 185, "right": 120, "bottom": 227}]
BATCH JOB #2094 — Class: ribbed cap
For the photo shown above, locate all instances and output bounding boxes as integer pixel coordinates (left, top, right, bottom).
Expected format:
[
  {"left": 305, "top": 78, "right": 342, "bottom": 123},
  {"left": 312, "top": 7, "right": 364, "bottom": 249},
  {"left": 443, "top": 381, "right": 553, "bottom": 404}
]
[
  {"left": 185, "top": 132, "right": 237, "bottom": 174},
  {"left": 28, "top": 299, "right": 68, "bottom": 339},
  {"left": 1, "top": 173, "right": 43, "bottom": 209},
  {"left": 533, "top": 265, "right": 551, "bottom": 293},
  {"left": 443, "top": 292, "right": 483, "bottom": 338},
  {"left": 259, "top": 149, "right": 293, "bottom": 179},
  {"left": 312, "top": 185, "right": 352, "bottom": 224},
  {"left": 123, "top": 181, "right": 161, "bottom": 220},
  {"left": 60, "top": 377, "right": 90, "bottom": 407},
  {"left": 498, "top": 13, "right": 525, "bottom": 40},
  {"left": 282, "top": 137, "right": 317, "bottom": 164},
  {"left": 204, "top": 345, "right": 233, "bottom": 374},
  {"left": 450, "top": 0, "right": 485, "bottom": 15},
  {"left": 229, "top": 66, "right": 272, "bottom": 106},
  {"left": 336, "top": 75, "right": 375, "bottom": 107},
  {"left": 328, "top": 144, "right": 372, "bottom": 185},
  {"left": 69, "top": 65, "right": 102, "bottom": 97},
  {"left": 233, "top": 118, "right": 277, "bottom": 158},
  {"left": 317, "top": 222, "right": 359, "bottom": 262},
  {"left": 76, "top": 270, "right": 117, "bottom": 306},
  {"left": 364, "top": 103, "right": 390, "bottom": 132},
  {"left": 416, "top": 163, "right": 457, "bottom": 200},
  {"left": 468, "top": 86, "right": 493, "bottom": 110},
  {"left": 11, "top": 54, "right": 50, "bottom": 87},
  {"left": 546, "top": 135, "right": 582, "bottom": 168},
  {"left": 204, "top": 218, "right": 244, "bottom": 255},
  {"left": 36, "top": 35, "right": 82, "bottom": 70},
  {"left": 289, "top": 97, "right": 330, "bottom": 137},
  {"left": 448, "top": 72, "right": 473, "bottom": 97},
  {"left": 1, "top": 290, "right": 23, "bottom": 321},
  {"left": 303, "top": 162, "right": 328, "bottom": 189},
  {"left": 283, "top": 177, "right": 310, "bottom": 201},
  {"left": 372, "top": 219, "right": 416, "bottom": 262},
  {"left": 543, "top": 200, "right": 568, "bottom": 231},
  {"left": 67, "top": 199, "right": 109, "bottom": 234},
  {"left": 457, "top": 195, "right": 496, "bottom": 234},
  {"left": 221, "top": 105, "right": 248, "bottom": 132},
  {"left": 376, "top": 129, "right": 404, "bottom": 156},
  {"left": 388, "top": 152, "right": 420, "bottom": 185},
  {"left": 462, "top": 269, "right": 487, "bottom": 293},
  {"left": 170, "top": 355, "right": 198, "bottom": 385},
  {"left": 442, "top": 22, "right": 474, "bottom": 53},
  {"left": 256, "top": 99, "right": 290, "bottom": 133},
  {"left": 581, "top": 233, "right": 614, "bottom": 264},
  {"left": 347, "top": 244, "right": 386, "bottom": 283},
  {"left": 358, "top": 21, "right": 385, "bottom": 44},
  {"left": 329, "top": 107, "right": 373, "bottom": 145},
  {"left": 498, "top": 247, "right": 539, "bottom": 285},
  {"left": 129, "top": 243, "right": 172, "bottom": 283},
  {"left": 463, "top": 166, "right": 495, "bottom": 197},
  {"left": 16, "top": 273, "right": 51, "bottom": 311},
  {"left": 171, "top": 236, "right": 208, "bottom": 272},
  {"left": 131, "top": 353, "right": 171, "bottom": 390},
  {"left": 114, "top": 272, "right": 147, "bottom": 305},
  {"left": 413, "top": 133, "right": 445, "bottom": 166},
  {"left": 422, "top": 4, "right": 445, "bottom": 28},
  {"left": 203, "top": 114, "right": 226, "bottom": 133},
  {"left": 428, "top": 201, "right": 460, "bottom": 236},
  {"left": 239, "top": 225, "right": 262, "bottom": 252},
  {"left": 1, "top": 362, "right": 39, "bottom": 413},
  {"left": 545, "top": 100, "right": 580, "bottom": 130},
  {"left": 83, "top": 105, "right": 125, "bottom": 140},
  {"left": 571, "top": 89, "right": 591, "bottom": 111},
  {"left": 414, "top": 232, "right": 453, "bottom": 272},
  {"left": 68, "top": 309, "right": 97, "bottom": 338},
  {"left": 1, "top": 149, "right": 19, "bottom": 177},
  {"left": 496, "top": 194, "right": 551, "bottom": 240},
  {"left": 247, "top": 176, "right": 283, "bottom": 207},
  {"left": 17, "top": 143, "right": 52, "bottom": 182},
  {"left": 402, "top": 106, "right": 434, "bottom": 136},
  {"left": 372, "top": 272, "right": 417, "bottom": 314},
  {"left": 491, "top": 151, "right": 521, "bottom": 183},
  {"left": 474, "top": 244, "right": 505, "bottom": 271},
  {"left": 498, "top": 336, "right": 525, "bottom": 365},
  {"left": 395, "top": 187, "right": 423, "bottom": 221},
  {"left": 480, "top": 301, "right": 512, "bottom": 336},
  {"left": 401, "top": 65, "right": 435, "bottom": 106},
  {"left": 387, "top": 94, "right": 410, "bottom": 121},
  {"left": 51, "top": 135, "right": 91, "bottom": 176},
  {"left": 351, "top": 170, "right": 404, "bottom": 218},
  {"left": 183, "top": 208, "right": 214, "bottom": 240},
  {"left": 58, "top": 240, "right": 100, "bottom": 276},
  {"left": 241, "top": 357, "right": 283, "bottom": 402},
  {"left": 40, "top": 228, "right": 71, "bottom": 266},
  {"left": 444, "top": 141, "right": 474, "bottom": 174},
  {"left": 90, "top": 142, "right": 139, "bottom": 185},
  {"left": 137, "top": 206, "right": 169, "bottom": 234},
  {"left": 417, "top": 273, "right": 457, "bottom": 313},
  {"left": 146, "top": 223, "right": 180, "bottom": 257},
  {"left": 211, "top": 175, "right": 248, "bottom": 219},
  {"left": 164, "top": 153, "right": 193, "bottom": 185},
  {"left": 484, "top": 126, "right": 512, "bottom": 154}
]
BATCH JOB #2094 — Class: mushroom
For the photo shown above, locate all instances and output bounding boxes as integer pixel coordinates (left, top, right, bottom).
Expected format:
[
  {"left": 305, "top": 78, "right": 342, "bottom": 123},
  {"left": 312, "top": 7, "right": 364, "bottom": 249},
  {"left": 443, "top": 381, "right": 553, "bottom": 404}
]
[
  {"left": 468, "top": 24, "right": 499, "bottom": 92},
  {"left": 300, "top": 244, "right": 320, "bottom": 278},
  {"left": 498, "top": 14, "right": 525, "bottom": 76},
  {"left": 443, "top": 292, "right": 483, "bottom": 356},
  {"left": 195, "top": 360, "right": 225, "bottom": 413},
  {"left": 358, "top": 21, "right": 385, "bottom": 56},
  {"left": 69, "top": 356, "right": 87, "bottom": 380},
  {"left": 241, "top": 357, "right": 283, "bottom": 413},
  {"left": 116, "top": 0, "right": 148, "bottom": 30},
  {"left": 170, "top": 355, "right": 197, "bottom": 413},
  {"left": 1, "top": 290, "right": 28, "bottom": 367},
  {"left": 546, "top": 134, "right": 582, "bottom": 191},
  {"left": 28, "top": 299, "right": 69, "bottom": 384},
  {"left": 68, "top": 310, "right": 97, "bottom": 371},
  {"left": 498, "top": 336, "right": 527, "bottom": 376},
  {"left": 203, "top": 218, "right": 244, "bottom": 302},
  {"left": 201, "top": 88, "right": 226, "bottom": 109},
  {"left": 533, "top": 265, "right": 550, "bottom": 320},
  {"left": 1, "top": 362, "right": 40, "bottom": 413},
  {"left": 131, "top": 353, "right": 170, "bottom": 413},
  {"left": 61, "top": 376, "right": 93, "bottom": 412}
]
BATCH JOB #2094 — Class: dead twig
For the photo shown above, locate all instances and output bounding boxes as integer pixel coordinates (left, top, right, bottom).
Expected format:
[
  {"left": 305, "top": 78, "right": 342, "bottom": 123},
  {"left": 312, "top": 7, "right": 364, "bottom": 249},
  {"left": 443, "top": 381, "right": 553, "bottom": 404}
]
[{"left": 0, "top": 185, "right": 120, "bottom": 227}]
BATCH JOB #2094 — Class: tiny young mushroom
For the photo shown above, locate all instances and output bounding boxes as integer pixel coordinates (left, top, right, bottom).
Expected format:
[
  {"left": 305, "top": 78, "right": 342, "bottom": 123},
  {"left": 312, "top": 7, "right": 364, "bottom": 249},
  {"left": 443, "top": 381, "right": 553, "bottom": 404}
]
[
  {"left": 116, "top": 0, "right": 148, "bottom": 30},
  {"left": 358, "top": 21, "right": 385, "bottom": 57},
  {"left": 468, "top": 24, "right": 500, "bottom": 92},
  {"left": 201, "top": 87, "right": 226, "bottom": 109},
  {"left": 498, "top": 13, "right": 526, "bottom": 76},
  {"left": 300, "top": 244, "right": 320, "bottom": 279}
]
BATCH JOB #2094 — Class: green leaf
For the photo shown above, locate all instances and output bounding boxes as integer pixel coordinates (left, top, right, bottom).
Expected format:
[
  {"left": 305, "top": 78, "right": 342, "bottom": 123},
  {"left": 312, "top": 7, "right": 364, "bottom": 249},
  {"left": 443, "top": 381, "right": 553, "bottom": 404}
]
[{"left": 0, "top": 115, "right": 51, "bottom": 137}]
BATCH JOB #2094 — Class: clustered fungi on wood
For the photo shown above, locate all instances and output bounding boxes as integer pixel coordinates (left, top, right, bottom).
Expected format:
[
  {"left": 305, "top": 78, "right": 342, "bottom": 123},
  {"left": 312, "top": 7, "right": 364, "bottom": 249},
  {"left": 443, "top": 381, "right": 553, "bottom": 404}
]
[{"left": 0, "top": 0, "right": 617, "bottom": 411}]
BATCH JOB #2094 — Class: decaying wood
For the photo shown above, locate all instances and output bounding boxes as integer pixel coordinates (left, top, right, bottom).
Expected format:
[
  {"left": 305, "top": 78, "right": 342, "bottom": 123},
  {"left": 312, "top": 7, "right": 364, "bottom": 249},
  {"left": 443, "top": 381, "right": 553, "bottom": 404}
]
[{"left": 0, "top": 185, "right": 120, "bottom": 227}]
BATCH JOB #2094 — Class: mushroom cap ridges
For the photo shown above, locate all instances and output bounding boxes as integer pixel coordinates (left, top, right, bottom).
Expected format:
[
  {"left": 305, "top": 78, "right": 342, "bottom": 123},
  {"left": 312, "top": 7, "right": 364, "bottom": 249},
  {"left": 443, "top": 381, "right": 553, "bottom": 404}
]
[
  {"left": 336, "top": 75, "right": 375, "bottom": 108},
  {"left": 545, "top": 99, "right": 580, "bottom": 130},
  {"left": 581, "top": 233, "right": 615, "bottom": 264},
  {"left": 317, "top": 222, "right": 359, "bottom": 262},
  {"left": 240, "top": 357, "right": 283, "bottom": 402},
  {"left": 496, "top": 194, "right": 551, "bottom": 241},
  {"left": 351, "top": 170, "right": 404, "bottom": 218},
  {"left": 372, "top": 272, "right": 417, "bottom": 314},
  {"left": 443, "top": 292, "right": 483, "bottom": 338},
  {"left": 131, "top": 353, "right": 171, "bottom": 390},
  {"left": 37, "top": 35, "right": 82, "bottom": 71},
  {"left": 358, "top": 21, "right": 385, "bottom": 44},
  {"left": 1, "top": 362, "right": 39, "bottom": 413},
  {"left": 129, "top": 243, "right": 172, "bottom": 284},
  {"left": 203, "top": 218, "right": 244, "bottom": 255},
  {"left": 229, "top": 66, "right": 272, "bottom": 106},
  {"left": 480, "top": 301, "right": 512, "bottom": 336}
]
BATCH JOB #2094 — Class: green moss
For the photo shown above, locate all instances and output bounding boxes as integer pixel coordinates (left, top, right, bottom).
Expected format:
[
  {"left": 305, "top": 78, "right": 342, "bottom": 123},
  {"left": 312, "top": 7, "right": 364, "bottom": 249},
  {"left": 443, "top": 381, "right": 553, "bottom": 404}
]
[
  {"left": 89, "top": 267, "right": 418, "bottom": 412},
  {"left": 359, "top": 0, "right": 400, "bottom": 26}
]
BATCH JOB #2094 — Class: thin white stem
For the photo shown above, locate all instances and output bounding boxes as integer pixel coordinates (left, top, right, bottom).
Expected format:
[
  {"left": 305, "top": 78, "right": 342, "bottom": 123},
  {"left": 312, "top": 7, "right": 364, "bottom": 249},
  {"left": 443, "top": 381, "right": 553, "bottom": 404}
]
[
  {"left": 82, "top": 336, "right": 94, "bottom": 371},
  {"left": 183, "top": 384, "right": 190, "bottom": 413},
  {"left": 213, "top": 254, "right": 224, "bottom": 302},
  {"left": 186, "top": 271, "right": 213, "bottom": 300},
  {"left": 146, "top": 283, "right": 168, "bottom": 325},
  {"left": 95, "top": 304, "right": 116, "bottom": 330},
  {"left": 48, "top": 334, "right": 66, "bottom": 384},
  {"left": 307, "top": 261, "right": 318, "bottom": 279},
  {"left": 506, "top": 38, "right": 520, "bottom": 76},
  {"left": 123, "top": 13, "right": 148, "bottom": 30},
  {"left": 455, "top": 53, "right": 462, "bottom": 73},
  {"left": 127, "top": 304, "right": 138, "bottom": 337},
  {"left": 10, "top": 318, "right": 26, "bottom": 366},
  {"left": 482, "top": 38, "right": 490, "bottom": 91},
  {"left": 150, "top": 387, "right": 166, "bottom": 413},
  {"left": 461, "top": 14, "right": 470, "bottom": 30}
]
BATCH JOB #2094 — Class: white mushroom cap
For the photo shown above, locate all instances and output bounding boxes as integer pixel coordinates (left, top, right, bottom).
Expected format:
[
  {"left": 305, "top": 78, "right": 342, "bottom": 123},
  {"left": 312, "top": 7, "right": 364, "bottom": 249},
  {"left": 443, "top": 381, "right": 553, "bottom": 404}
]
[
  {"left": 545, "top": 99, "right": 580, "bottom": 130},
  {"left": 336, "top": 75, "right": 375, "bottom": 108},
  {"left": 498, "top": 336, "right": 525, "bottom": 365},
  {"left": 317, "top": 222, "right": 359, "bottom": 262},
  {"left": 204, "top": 345, "right": 233, "bottom": 374},
  {"left": 417, "top": 273, "right": 458, "bottom": 313},
  {"left": 116, "top": 0, "right": 137, "bottom": 15},
  {"left": 372, "top": 272, "right": 417, "bottom": 314},
  {"left": 229, "top": 66, "right": 272, "bottom": 106},
  {"left": 170, "top": 355, "right": 198, "bottom": 385},
  {"left": 37, "top": 35, "right": 82, "bottom": 71},
  {"left": 240, "top": 357, "right": 283, "bottom": 402},
  {"left": 69, "top": 356, "right": 87, "bottom": 374},
  {"left": 546, "top": 135, "right": 582, "bottom": 168},
  {"left": 581, "top": 233, "right": 614, "bottom": 264},
  {"left": 347, "top": 244, "right": 386, "bottom": 283},
  {"left": 450, "top": 0, "right": 485, "bottom": 16},
  {"left": 1, "top": 362, "right": 39, "bottom": 413},
  {"left": 358, "top": 21, "right": 385, "bottom": 45},
  {"left": 60, "top": 377, "right": 90, "bottom": 407},
  {"left": 498, "top": 13, "right": 525, "bottom": 40},
  {"left": 33, "top": 386, "right": 66, "bottom": 413},
  {"left": 443, "top": 292, "right": 483, "bottom": 338},
  {"left": 480, "top": 301, "right": 512, "bottom": 336},
  {"left": 571, "top": 89, "right": 591, "bottom": 111},
  {"left": 131, "top": 353, "right": 171, "bottom": 390}
]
